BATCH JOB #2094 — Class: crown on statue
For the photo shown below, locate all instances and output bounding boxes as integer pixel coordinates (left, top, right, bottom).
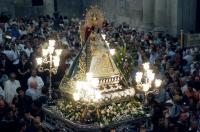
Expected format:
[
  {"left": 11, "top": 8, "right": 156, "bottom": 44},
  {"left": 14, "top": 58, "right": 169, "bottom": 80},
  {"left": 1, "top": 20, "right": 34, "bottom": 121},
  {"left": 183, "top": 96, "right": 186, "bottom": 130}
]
[{"left": 84, "top": 5, "right": 105, "bottom": 28}]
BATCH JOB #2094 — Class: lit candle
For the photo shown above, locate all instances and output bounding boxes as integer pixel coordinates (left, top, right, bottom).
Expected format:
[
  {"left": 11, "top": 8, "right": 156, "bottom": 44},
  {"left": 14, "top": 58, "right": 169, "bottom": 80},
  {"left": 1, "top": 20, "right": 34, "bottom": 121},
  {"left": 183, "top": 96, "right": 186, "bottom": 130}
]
[
  {"left": 155, "top": 79, "right": 162, "bottom": 87},
  {"left": 136, "top": 72, "right": 143, "bottom": 83},
  {"left": 143, "top": 84, "right": 150, "bottom": 92},
  {"left": 42, "top": 49, "right": 48, "bottom": 56},
  {"left": 49, "top": 40, "right": 56, "bottom": 47},
  {"left": 48, "top": 46, "right": 55, "bottom": 54},
  {"left": 73, "top": 93, "right": 80, "bottom": 101},
  {"left": 36, "top": 58, "right": 43, "bottom": 65},
  {"left": 53, "top": 56, "right": 60, "bottom": 67},
  {"left": 143, "top": 62, "right": 150, "bottom": 71},
  {"left": 55, "top": 49, "right": 62, "bottom": 56}
]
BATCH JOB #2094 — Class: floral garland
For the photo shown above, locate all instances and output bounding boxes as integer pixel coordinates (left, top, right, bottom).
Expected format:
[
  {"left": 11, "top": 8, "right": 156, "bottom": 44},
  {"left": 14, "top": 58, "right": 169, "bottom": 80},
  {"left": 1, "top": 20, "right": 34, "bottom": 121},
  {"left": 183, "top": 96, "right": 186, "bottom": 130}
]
[{"left": 55, "top": 99, "right": 147, "bottom": 126}]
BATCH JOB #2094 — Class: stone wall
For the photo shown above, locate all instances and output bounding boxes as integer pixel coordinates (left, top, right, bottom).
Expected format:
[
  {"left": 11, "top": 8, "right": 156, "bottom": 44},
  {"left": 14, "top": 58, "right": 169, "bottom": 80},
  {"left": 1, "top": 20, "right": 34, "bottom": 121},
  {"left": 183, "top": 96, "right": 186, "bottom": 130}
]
[
  {"left": 0, "top": 0, "right": 15, "bottom": 17},
  {"left": 87, "top": 0, "right": 143, "bottom": 28},
  {"left": 14, "top": 0, "right": 54, "bottom": 17},
  {"left": 0, "top": 0, "right": 54, "bottom": 17},
  {"left": 177, "top": 0, "right": 197, "bottom": 33},
  {"left": 57, "top": 0, "right": 83, "bottom": 18},
  {"left": 0, "top": 0, "right": 197, "bottom": 35},
  {"left": 84, "top": 0, "right": 197, "bottom": 36}
]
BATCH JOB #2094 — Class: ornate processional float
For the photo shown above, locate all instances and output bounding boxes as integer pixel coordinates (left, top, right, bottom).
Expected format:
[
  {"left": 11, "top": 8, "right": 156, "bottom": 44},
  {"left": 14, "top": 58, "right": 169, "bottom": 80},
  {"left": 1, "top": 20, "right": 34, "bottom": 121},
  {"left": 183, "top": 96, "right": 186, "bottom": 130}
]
[{"left": 42, "top": 6, "right": 151, "bottom": 131}]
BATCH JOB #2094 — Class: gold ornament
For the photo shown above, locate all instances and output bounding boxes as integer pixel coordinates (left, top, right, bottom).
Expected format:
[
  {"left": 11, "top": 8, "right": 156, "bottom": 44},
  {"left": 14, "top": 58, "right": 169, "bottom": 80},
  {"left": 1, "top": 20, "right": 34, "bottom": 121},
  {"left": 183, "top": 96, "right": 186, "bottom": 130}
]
[{"left": 84, "top": 6, "right": 105, "bottom": 28}]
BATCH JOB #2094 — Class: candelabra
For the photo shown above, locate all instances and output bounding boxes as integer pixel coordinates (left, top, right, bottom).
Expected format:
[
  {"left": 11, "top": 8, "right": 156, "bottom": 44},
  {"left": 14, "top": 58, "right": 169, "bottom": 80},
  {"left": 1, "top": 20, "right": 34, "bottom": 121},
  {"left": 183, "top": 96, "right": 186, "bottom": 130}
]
[
  {"left": 135, "top": 62, "right": 162, "bottom": 105},
  {"left": 36, "top": 40, "right": 62, "bottom": 104}
]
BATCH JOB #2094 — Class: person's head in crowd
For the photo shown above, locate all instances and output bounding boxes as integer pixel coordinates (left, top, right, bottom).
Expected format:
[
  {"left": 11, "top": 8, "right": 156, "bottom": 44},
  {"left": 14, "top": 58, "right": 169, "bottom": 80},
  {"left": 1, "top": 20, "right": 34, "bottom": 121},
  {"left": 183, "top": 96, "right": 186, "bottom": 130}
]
[
  {"left": 31, "top": 69, "right": 37, "bottom": 77},
  {"left": 3, "top": 106, "right": 15, "bottom": 121},
  {"left": 26, "top": 41, "right": 32, "bottom": 49},
  {"left": 0, "top": 70, "right": 3, "bottom": 78},
  {"left": 9, "top": 72, "right": 17, "bottom": 81},
  {"left": 16, "top": 87, "right": 25, "bottom": 97},
  {"left": 0, "top": 53, "right": 6, "bottom": 60},
  {"left": 30, "top": 80, "right": 37, "bottom": 90},
  {"left": 187, "top": 82, "right": 194, "bottom": 92},
  {"left": 10, "top": 43, "right": 16, "bottom": 50},
  {"left": 0, "top": 96, "right": 7, "bottom": 109},
  {"left": 20, "top": 53, "right": 28, "bottom": 61},
  {"left": 17, "top": 119, "right": 27, "bottom": 132}
]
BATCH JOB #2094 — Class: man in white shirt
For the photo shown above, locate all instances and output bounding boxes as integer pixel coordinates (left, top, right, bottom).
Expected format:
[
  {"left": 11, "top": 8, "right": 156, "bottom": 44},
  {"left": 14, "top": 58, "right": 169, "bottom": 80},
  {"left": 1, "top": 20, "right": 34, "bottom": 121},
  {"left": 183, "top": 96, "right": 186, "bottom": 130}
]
[
  {"left": 27, "top": 69, "right": 44, "bottom": 91},
  {"left": 2, "top": 50, "right": 13, "bottom": 61},
  {"left": 24, "top": 42, "right": 33, "bottom": 58},
  {"left": 4, "top": 73, "right": 21, "bottom": 104},
  {"left": 26, "top": 80, "right": 41, "bottom": 100}
]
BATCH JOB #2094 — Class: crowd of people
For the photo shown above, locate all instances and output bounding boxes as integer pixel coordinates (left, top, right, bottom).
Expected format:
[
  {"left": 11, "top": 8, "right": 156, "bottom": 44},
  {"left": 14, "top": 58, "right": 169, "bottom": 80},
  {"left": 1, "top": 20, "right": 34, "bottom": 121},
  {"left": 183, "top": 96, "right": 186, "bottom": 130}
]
[
  {"left": 0, "top": 13, "right": 199, "bottom": 132},
  {"left": 102, "top": 23, "right": 200, "bottom": 131},
  {"left": 0, "top": 15, "right": 80, "bottom": 131}
]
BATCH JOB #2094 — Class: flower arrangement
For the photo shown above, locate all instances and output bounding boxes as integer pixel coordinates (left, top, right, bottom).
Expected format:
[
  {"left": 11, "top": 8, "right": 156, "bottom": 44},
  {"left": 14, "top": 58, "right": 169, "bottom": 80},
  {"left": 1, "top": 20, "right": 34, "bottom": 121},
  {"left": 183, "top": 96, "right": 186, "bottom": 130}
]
[{"left": 55, "top": 99, "right": 147, "bottom": 126}]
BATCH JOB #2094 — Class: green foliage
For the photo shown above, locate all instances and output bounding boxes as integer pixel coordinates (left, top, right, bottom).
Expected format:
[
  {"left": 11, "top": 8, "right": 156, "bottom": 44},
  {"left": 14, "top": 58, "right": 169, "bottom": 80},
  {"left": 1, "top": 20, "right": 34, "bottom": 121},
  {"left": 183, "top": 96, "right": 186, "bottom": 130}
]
[{"left": 113, "top": 45, "right": 137, "bottom": 80}]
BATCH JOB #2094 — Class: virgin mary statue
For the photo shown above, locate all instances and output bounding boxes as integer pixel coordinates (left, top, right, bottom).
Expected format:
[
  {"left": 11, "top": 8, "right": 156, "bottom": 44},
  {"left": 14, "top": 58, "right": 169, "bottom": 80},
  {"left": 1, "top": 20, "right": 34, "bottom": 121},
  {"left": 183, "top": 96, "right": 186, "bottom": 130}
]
[{"left": 59, "top": 6, "right": 120, "bottom": 95}]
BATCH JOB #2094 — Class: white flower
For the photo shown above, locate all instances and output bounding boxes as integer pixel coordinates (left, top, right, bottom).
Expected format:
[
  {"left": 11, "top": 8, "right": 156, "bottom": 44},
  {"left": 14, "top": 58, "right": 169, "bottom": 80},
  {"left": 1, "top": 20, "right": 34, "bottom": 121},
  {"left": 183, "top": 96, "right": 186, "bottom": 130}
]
[
  {"left": 106, "top": 109, "right": 110, "bottom": 113},
  {"left": 112, "top": 103, "right": 116, "bottom": 106},
  {"left": 110, "top": 110, "right": 114, "bottom": 114},
  {"left": 108, "top": 106, "right": 113, "bottom": 110},
  {"left": 107, "top": 113, "right": 110, "bottom": 116},
  {"left": 132, "top": 108, "right": 136, "bottom": 111},
  {"left": 127, "top": 103, "right": 131, "bottom": 107},
  {"left": 100, "top": 123, "right": 104, "bottom": 127},
  {"left": 101, "top": 110, "right": 105, "bottom": 114}
]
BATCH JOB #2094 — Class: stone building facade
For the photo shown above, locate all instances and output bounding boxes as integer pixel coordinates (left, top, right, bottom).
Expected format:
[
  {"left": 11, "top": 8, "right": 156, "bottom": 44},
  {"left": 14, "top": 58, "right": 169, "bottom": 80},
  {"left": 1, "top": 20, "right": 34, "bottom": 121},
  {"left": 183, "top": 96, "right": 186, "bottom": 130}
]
[
  {"left": 85, "top": 0, "right": 197, "bottom": 36},
  {"left": 0, "top": 0, "right": 198, "bottom": 36}
]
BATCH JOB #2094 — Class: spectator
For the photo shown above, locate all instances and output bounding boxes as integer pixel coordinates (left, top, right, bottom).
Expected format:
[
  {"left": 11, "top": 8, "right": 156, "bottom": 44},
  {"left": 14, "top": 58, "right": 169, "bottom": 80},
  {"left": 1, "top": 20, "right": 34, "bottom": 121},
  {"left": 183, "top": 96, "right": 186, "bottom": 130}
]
[
  {"left": 27, "top": 69, "right": 44, "bottom": 90},
  {"left": 17, "top": 54, "right": 31, "bottom": 90},
  {"left": 0, "top": 53, "right": 12, "bottom": 74},
  {"left": 10, "top": 44, "right": 20, "bottom": 71},
  {"left": 12, "top": 87, "right": 32, "bottom": 118},
  {"left": 26, "top": 80, "right": 41, "bottom": 101},
  {"left": 24, "top": 41, "right": 33, "bottom": 58},
  {"left": 4, "top": 73, "right": 20, "bottom": 104},
  {"left": 0, "top": 70, "right": 8, "bottom": 88}
]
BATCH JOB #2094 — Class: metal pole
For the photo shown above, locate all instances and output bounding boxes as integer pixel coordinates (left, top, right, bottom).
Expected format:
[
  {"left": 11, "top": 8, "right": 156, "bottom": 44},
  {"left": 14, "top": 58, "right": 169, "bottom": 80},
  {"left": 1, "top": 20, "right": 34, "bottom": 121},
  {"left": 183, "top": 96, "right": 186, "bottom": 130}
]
[
  {"left": 49, "top": 53, "right": 53, "bottom": 101},
  {"left": 180, "top": 30, "right": 184, "bottom": 48}
]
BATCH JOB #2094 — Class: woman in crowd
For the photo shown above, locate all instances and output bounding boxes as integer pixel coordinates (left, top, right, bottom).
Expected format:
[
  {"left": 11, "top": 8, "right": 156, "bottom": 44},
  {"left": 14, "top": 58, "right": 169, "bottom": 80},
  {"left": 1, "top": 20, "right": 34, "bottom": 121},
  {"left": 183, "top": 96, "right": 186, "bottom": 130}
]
[{"left": 17, "top": 53, "right": 31, "bottom": 91}]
